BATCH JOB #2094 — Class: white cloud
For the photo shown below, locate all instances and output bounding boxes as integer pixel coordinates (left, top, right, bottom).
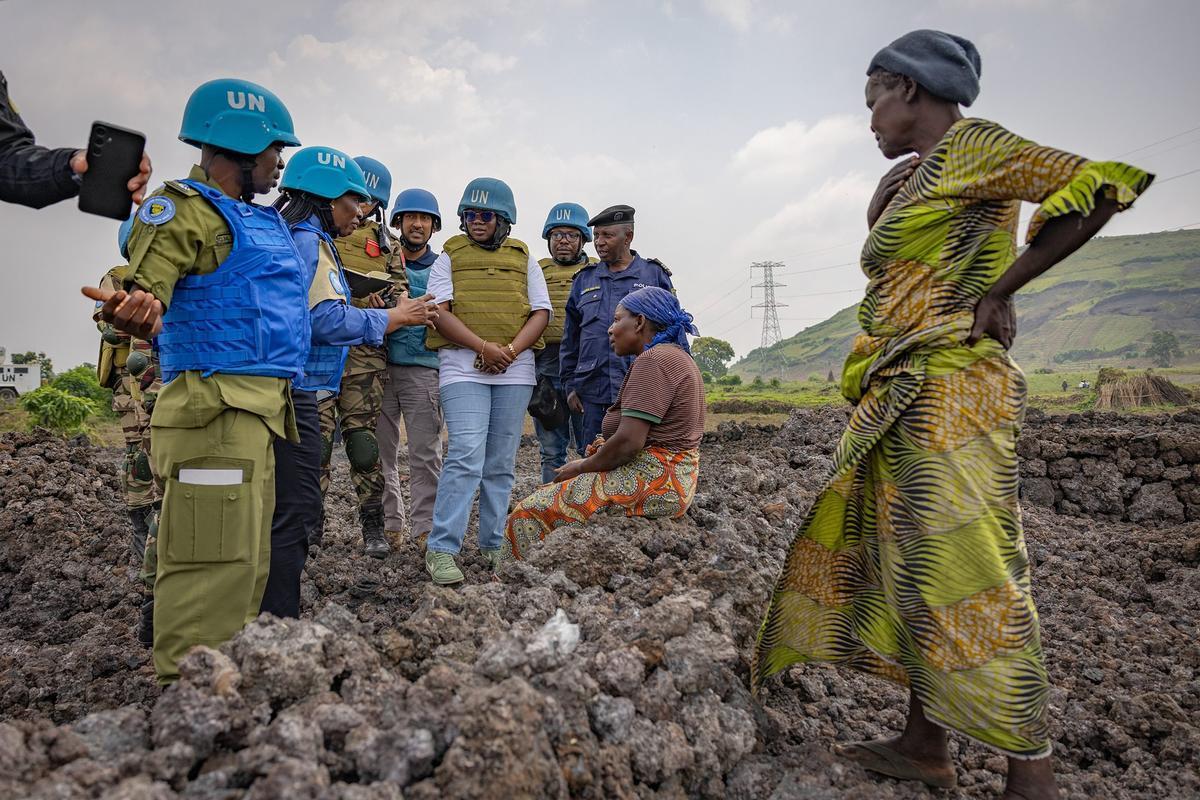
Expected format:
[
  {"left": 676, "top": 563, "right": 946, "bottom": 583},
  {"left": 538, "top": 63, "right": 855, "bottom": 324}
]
[
  {"left": 731, "top": 114, "right": 871, "bottom": 183},
  {"left": 735, "top": 171, "right": 874, "bottom": 259},
  {"left": 703, "top": 0, "right": 754, "bottom": 31},
  {"left": 435, "top": 37, "right": 519, "bottom": 73}
]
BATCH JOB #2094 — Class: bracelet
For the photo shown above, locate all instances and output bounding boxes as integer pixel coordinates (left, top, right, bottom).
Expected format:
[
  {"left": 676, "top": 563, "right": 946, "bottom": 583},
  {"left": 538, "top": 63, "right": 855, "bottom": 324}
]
[
  {"left": 478, "top": 340, "right": 487, "bottom": 358},
  {"left": 506, "top": 343, "right": 517, "bottom": 358}
]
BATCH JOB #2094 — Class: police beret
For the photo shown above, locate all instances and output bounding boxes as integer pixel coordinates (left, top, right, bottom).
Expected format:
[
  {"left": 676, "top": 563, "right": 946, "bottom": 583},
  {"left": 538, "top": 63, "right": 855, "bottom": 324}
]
[{"left": 588, "top": 204, "right": 635, "bottom": 227}]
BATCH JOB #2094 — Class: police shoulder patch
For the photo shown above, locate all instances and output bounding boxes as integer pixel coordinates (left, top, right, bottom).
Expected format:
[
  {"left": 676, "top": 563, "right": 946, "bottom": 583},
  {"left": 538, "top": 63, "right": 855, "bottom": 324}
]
[
  {"left": 645, "top": 256, "right": 672, "bottom": 276},
  {"left": 138, "top": 196, "right": 176, "bottom": 226}
]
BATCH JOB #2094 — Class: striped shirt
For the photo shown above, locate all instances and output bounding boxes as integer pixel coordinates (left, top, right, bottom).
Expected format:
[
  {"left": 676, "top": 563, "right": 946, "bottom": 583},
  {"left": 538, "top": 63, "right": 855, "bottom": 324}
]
[{"left": 601, "top": 344, "right": 704, "bottom": 451}]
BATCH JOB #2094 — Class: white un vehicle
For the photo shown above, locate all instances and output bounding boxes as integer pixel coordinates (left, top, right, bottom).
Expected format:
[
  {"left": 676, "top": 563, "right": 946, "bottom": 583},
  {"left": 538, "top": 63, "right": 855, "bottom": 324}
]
[{"left": 0, "top": 348, "right": 42, "bottom": 400}]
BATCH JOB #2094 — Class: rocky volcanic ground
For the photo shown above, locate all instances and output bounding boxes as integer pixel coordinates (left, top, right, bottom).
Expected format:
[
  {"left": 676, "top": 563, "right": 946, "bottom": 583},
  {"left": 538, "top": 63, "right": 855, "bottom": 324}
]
[{"left": 0, "top": 407, "right": 1197, "bottom": 799}]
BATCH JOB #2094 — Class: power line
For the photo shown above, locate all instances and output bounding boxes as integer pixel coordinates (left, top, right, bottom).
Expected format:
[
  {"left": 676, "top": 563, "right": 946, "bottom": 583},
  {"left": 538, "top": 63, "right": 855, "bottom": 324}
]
[
  {"left": 776, "top": 288, "right": 862, "bottom": 299},
  {"left": 1152, "top": 166, "right": 1200, "bottom": 186},
  {"left": 1115, "top": 123, "right": 1200, "bottom": 158}
]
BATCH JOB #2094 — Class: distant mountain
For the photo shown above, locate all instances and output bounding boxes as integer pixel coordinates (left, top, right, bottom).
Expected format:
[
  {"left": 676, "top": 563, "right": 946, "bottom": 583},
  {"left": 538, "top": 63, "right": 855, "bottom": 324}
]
[{"left": 733, "top": 229, "right": 1200, "bottom": 380}]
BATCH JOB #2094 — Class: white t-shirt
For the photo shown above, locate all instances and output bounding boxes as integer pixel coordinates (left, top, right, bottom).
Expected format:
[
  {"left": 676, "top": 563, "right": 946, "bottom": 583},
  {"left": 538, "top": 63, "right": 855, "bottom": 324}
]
[{"left": 426, "top": 248, "right": 553, "bottom": 387}]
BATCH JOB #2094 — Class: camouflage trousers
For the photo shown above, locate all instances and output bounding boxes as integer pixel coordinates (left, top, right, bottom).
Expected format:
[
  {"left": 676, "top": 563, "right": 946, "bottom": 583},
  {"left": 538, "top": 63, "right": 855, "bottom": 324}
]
[
  {"left": 318, "top": 367, "right": 387, "bottom": 509},
  {"left": 113, "top": 369, "right": 158, "bottom": 510}
]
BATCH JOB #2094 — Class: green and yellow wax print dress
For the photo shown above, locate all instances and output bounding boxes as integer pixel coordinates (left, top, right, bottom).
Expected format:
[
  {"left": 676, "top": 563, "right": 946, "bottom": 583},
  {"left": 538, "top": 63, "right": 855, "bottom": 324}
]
[{"left": 752, "top": 119, "right": 1152, "bottom": 758}]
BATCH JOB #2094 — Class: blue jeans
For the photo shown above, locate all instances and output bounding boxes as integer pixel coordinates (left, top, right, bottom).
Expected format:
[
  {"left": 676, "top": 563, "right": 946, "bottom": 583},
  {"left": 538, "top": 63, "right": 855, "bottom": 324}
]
[
  {"left": 579, "top": 400, "right": 609, "bottom": 451},
  {"left": 533, "top": 345, "right": 583, "bottom": 483},
  {"left": 427, "top": 381, "right": 534, "bottom": 554}
]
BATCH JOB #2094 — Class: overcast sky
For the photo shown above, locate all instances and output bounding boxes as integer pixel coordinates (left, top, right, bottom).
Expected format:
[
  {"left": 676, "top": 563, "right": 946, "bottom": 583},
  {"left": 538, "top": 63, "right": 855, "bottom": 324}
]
[{"left": 2, "top": 0, "right": 1198, "bottom": 369}]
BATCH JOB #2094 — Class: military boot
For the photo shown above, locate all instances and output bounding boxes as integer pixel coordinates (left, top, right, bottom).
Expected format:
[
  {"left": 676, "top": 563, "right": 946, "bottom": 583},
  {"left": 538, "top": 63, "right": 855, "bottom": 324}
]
[
  {"left": 361, "top": 504, "right": 390, "bottom": 559},
  {"left": 127, "top": 505, "right": 154, "bottom": 565},
  {"left": 136, "top": 597, "right": 154, "bottom": 648}
]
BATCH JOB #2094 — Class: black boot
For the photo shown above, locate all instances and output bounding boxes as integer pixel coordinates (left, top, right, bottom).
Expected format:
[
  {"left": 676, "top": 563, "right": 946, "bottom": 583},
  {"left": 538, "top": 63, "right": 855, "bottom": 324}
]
[
  {"left": 361, "top": 504, "right": 390, "bottom": 559},
  {"left": 128, "top": 505, "right": 153, "bottom": 565},
  {"left": 137, "top": 597, "right": 154, "bottom": 648}
]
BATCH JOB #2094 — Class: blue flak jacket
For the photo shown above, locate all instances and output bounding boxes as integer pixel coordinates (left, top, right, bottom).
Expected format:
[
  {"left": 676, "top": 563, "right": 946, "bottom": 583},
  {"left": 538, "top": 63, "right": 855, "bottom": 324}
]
[
  {"left": 291, "top": 219, "right": 352, "bottom": 393},
  {"left": 559, "top": 251, "right": 675, "bottom": 404},
  {"left": 157, "top": 181, "right": 310, "bottom": 384},
  {"left": 386, "top": 247, "right": 439, "bottom": 370}
]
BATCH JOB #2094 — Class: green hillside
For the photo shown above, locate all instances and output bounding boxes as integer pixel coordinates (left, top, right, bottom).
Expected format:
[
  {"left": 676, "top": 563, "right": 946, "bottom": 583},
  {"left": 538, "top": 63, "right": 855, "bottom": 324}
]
[{"left": 734, "top": 229, "right": 1200, "bottom": 380}]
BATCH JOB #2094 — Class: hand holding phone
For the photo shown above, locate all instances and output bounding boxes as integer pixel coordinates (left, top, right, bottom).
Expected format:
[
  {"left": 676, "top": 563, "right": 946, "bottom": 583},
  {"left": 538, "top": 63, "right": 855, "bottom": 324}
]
[{"left": 77, "top": 121, "right": 148, "bottom": 219}]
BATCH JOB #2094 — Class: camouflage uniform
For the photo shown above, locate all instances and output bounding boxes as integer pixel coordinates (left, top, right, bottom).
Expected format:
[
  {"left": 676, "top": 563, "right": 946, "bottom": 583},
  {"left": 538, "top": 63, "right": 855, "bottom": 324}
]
[
  {"left": 316, "top": 219, "right": 407, "bottom": 548},
  {"left": 96, "top": 266, "right": 161, "bottom": 647}
]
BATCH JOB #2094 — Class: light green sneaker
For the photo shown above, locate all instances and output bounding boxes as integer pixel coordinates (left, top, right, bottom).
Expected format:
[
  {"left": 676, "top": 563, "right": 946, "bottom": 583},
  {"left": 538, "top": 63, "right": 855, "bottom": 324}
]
[
  {"left": 425, "top": 550, "right": 464, "bottom": 585},
  {"left": 480, "top": 548, "right": 502, "bottom": 571}
]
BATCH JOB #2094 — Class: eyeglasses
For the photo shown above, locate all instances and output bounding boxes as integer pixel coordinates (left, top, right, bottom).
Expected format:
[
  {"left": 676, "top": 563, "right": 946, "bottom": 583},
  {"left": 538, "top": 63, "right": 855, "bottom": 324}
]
[
  {"left": 462, "top": 210, "right": 495, "bottom": 223},
  {"left": 549, "top": 231, "right": 581, "bottom": 242}
]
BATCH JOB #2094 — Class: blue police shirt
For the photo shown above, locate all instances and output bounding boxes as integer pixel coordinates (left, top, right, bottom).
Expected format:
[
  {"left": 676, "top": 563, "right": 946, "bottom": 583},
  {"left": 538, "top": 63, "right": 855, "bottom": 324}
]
[
  {"left": 292, "top": 219, "right": 388, "bottom": 349},
  {"left": 559, "top": 250, "right": 674, "bottom": 404}
]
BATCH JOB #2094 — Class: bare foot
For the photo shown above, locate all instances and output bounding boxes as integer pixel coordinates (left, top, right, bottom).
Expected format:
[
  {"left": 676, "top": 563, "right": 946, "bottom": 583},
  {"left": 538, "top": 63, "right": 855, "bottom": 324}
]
[{"left": 834, "top": 736, "right": 956, "bottom": 789}]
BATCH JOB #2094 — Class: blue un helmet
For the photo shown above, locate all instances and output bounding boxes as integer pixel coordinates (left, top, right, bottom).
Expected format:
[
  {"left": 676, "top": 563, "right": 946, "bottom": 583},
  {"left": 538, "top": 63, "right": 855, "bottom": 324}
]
[
  {"left": 456, "top": 177, "right": 517, "bottom": 224},
  {"left": 117, "top": 211, "right": 136, "bottom": 260},
  {"left": 352, "top": 156, "right": 392, "bottom": 208},
  {"left": 178, "top": 78, "right": 301, "bottom": 155},
  {"left": 280, "top": 146, "right": 371, "bottom": 201},
  {"left": 541, "top": 202, "right": 592, "bottom": 242},
  {"left": 390, "top": 188, "right": 442, "bottom": 232}
]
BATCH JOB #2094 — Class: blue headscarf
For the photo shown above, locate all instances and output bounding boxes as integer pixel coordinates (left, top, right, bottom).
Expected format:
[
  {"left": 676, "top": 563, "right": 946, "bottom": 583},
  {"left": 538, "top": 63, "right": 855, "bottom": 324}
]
[{"left": 620, "top": 286, "right": 699, "bottom": 353}]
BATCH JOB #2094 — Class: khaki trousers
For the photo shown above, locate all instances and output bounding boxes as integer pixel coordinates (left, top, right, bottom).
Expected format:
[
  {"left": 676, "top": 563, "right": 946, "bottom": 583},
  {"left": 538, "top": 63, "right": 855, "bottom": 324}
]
[{"left": 377, "top": 364, "right": 443, "bottom": 536}]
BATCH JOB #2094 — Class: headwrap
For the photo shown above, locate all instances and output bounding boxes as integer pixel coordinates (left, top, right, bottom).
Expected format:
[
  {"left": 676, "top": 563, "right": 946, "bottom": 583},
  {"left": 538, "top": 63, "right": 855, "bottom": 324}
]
[
  {"left": 620, "top": 286, "right": 698, "bottom": 354},
  {"left": 867, "top": 29, "right": 982, "bottom": 107}
]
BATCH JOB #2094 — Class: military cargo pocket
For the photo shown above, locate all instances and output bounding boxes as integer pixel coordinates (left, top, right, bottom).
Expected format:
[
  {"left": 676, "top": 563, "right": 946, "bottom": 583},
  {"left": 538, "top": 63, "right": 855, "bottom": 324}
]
[{"left": 163, "top": 457, "right": 256, "bottom": 564}]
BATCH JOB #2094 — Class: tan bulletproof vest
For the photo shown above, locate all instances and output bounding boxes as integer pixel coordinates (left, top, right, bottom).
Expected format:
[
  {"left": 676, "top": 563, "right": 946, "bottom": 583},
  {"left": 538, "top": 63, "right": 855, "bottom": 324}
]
[
  {"left": 538, "top": 256, "right": 595, "bottom": 344},
  {"left": 426, "top": 234, "right": 542, "bottom": 350},
  {"left": 333, "top": 221, "right": 390, "bottom": 307}
]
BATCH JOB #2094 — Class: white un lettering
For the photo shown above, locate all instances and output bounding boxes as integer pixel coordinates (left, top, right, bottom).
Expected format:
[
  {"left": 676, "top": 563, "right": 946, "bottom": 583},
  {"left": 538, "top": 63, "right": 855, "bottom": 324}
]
[
  {"left": 366, "top": 174, "right": 379, "bottom": 188},
  {"left": 317, "top": 152, "right": 347, "bottom": 169},
  {"left": 227, "top": 91, "right": 266, "bottom": 112},
  {"left": 470, "top": 189, "right": 489, "bottom": 204},
  {"left": 556, "top": 209, "right": 571, "bottom": 220}
]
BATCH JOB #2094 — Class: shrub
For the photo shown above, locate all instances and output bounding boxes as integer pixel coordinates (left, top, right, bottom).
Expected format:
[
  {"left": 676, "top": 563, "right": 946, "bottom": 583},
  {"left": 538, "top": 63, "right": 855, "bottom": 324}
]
[
  {"left": 19, "top": 386, "right": 97, "bottom": 435},
  {"left": 716, "top": 374, "right": 742, "bottom": 386},
  {"left": 52, "top": 365, "right": 113, "bottom": 410}
]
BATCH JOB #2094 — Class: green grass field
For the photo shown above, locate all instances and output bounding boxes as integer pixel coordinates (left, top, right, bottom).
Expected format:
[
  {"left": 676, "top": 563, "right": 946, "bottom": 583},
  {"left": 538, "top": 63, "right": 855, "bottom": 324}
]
[{"left": 706, "top": 365, "right": 1200, "bottom": 416}]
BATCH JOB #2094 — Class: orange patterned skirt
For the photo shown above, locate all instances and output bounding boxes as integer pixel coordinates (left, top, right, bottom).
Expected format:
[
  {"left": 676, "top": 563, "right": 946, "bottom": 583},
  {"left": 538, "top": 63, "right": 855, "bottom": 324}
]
[{"left": 502, "top": 447, "right": 700, "bottom": 561}]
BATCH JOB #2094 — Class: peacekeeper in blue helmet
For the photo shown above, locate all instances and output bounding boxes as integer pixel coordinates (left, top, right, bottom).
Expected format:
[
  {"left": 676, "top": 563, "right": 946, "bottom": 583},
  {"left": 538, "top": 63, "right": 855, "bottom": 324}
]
[
  {"left": 84, "top": 77, "right": 309, "bottom": 685},
  {"left": 261, "top": 148, "right": 437, "bottom": 620},
  {"left": 312, "top": 155, "right": 407, "bottom": 560},
  {"left": 559, "top": 204, "right": 675, "bottom": 449},
  {"left": 378, "top": 187, "right": 446, "bottom": 550},
  {"left": 528, "top": 202, "right": 595, "bottom": 483}
]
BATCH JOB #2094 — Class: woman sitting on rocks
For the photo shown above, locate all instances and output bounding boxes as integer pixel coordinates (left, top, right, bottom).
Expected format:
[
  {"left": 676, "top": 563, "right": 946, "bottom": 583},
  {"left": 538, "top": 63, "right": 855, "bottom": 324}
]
[
  {"left": 752, "top": 28, "right": 1152, "bottom": 800},
  {"left": 502, "top": 287, "right": 704, "bottom": 561}
]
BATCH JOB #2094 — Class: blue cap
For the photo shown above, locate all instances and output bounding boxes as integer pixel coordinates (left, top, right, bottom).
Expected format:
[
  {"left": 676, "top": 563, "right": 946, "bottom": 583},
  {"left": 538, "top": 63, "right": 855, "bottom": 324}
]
[
  {"left": 390, "top": 187, "right": 442, "bottom": 231},
  {"left": 178, "top": 78, "right": 300, "bottom": 155},
  {"left": 280, "top": 146, "right": 370, "bottom": 201},
  {"left": 353, "top": 156, "right": 392, "bottom": 207},
  {"left": 456, "top": 177, "right": 516, "bottom": 224},
  {"left": 542, "top": 202, "right": 592, "bottom": 242}
]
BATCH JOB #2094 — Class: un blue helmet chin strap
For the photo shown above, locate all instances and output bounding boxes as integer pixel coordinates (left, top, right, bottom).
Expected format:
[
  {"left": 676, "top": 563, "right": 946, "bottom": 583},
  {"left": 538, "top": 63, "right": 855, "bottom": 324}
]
[{"left": 211, "top": 148, "right": 260, "bottom": 204}]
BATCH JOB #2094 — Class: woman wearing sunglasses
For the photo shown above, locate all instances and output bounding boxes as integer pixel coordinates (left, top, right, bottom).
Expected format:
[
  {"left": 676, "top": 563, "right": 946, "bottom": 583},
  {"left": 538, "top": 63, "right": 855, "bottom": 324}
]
[{"left": 422, "top": 177, "right": 551, "bottom": 585}]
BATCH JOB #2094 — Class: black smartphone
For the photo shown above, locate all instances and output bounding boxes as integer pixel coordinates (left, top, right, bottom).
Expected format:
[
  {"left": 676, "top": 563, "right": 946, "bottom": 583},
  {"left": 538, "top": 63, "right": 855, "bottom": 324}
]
[{"left": 77, "top": 121, "right": 145, "bottom": 220}]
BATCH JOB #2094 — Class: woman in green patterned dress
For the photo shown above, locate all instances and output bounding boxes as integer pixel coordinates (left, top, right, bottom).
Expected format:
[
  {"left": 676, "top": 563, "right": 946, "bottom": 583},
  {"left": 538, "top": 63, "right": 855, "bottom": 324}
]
[{"left": 752, "top": 30, "right": 1152, "bottom": 799}]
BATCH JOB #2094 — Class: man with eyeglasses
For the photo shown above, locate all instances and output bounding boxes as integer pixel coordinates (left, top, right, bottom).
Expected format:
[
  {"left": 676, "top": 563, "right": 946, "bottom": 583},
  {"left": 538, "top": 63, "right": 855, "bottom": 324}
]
[
  {"left": 529, "top": 203, "right": 595, "bottom": 482},
  {"left": 559, "top": 204, "right": 674, "bottom": 449}
]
